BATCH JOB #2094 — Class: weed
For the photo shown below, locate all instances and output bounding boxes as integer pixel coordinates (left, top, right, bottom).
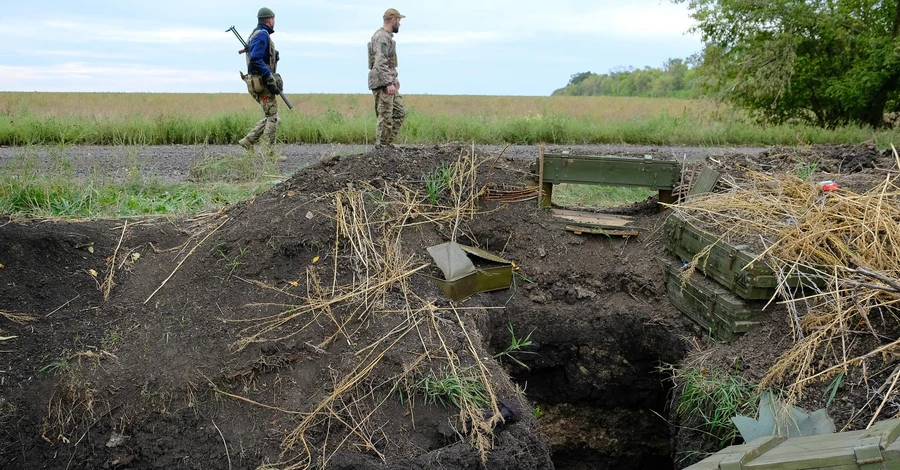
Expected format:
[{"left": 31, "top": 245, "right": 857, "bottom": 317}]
[
  {"left": 493, "top": 324, "right": 537, "bottom": 369},
  {"left": 661, "top": 363, "right": 759, "bottom": 447},
  {"left": 189, "top": 150, "right": 265, "bottom": 183},
  {"left": 796, "top": 162, "right": 818, "bottom": 182},
  {"left": 823, "top": 372, "right": 844, "bottom": 409},
  {"left": 217, "top": 245, "right": 249, "bottom": 275},
  {"left": 416, "top": 366, "right": 489, "bottom": 410},
  {"left": 533, "top": 406, "right": 544, "bottom": 419},
  {"left": 39, "top": 359, "right": 70, "bottom": 373},
  {"left": 423, "top": 164, "right": 451, "bottom": 205},
  {"left": 102, "top": 331, "right": 122, "bottom": 349}
]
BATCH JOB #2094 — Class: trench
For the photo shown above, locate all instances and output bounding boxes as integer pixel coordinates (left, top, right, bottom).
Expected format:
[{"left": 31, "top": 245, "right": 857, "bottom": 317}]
[{"left": 489, "top": 301, "right": 686, "bottom": 470}]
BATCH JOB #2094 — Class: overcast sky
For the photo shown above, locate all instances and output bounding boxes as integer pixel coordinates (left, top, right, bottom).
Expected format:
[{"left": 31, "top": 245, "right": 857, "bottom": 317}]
[{"left": 1, "top": 0, "right": 701, "bottom": 95}]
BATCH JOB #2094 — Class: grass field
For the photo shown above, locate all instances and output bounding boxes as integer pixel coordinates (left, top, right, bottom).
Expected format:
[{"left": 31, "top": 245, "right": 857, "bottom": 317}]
[
  {"left": 2, "top": 92, "right": 898, "bottom": 147},
  {"left": 0, "top": 147, "right": 272, "bottom": 218},
  {"left": 2, "top": 92, "right": 897, "bottom": 218},
  {"left": 0, "top": 144, "right": 650, "bottom": 218}
]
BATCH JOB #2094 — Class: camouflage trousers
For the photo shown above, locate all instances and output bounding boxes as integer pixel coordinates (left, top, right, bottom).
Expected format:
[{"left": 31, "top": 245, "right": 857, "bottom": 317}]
[
  {"left": 373, "top": 88, "right": 405, "bottom": 145},
  {"left": 243, "top": 92, "right": 280, "bottom": 152}
]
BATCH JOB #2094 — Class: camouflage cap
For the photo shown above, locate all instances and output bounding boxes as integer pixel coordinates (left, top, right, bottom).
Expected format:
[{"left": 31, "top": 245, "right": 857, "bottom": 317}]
[{"left": 383, "top": 8, "right": 406, "bottom": 21}]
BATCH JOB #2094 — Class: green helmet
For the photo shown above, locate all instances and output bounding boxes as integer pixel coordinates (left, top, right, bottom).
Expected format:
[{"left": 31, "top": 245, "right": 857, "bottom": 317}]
[{"left": 257, "top": 7, "right": 275, "bottom": 19}]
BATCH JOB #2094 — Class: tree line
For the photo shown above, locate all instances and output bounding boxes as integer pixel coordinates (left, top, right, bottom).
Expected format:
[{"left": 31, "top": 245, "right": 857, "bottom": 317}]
[
  {"left": 552, "top": 57, "right": 700, "bottom": 99},
  {"left": 558, "top": 0, "right": 900, "bottom": 128}
]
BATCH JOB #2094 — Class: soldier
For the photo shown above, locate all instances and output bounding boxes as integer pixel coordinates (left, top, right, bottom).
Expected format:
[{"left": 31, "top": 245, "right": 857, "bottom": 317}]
[
  {"left": 368, "top": 8, "right": 406, "bottom": 149},
  {"left": 238, "top": 7, "right": 285, "bottom": 161}
]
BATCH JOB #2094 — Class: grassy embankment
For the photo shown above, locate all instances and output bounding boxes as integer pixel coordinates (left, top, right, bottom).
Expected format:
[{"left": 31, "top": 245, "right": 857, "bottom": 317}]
[{"left": 2, "top": 92, "right": 897, "bottom": 216}]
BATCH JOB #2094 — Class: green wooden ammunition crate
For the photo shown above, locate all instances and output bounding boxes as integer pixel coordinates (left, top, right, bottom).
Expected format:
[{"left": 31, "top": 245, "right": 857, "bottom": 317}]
[
  {"left": 533, "top": 153, "right": 680, "bottom": 189},
  {"left": 664, "top": 212, "right": 784, "bottom": 300},
  {"left": 686, "top": 417, "right": 900, "bottom": 470},
  {"left": 660, "top": 256, "right": 766, "bottom": 342}
]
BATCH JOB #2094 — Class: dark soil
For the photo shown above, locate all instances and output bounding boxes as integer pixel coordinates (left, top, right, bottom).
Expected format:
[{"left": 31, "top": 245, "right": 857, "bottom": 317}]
[
  {"left": 0, "top": 143, "right": 698, "bottom": 470},
  {"left": 1, "top": 141, "right": 893, "bottom": 470}
]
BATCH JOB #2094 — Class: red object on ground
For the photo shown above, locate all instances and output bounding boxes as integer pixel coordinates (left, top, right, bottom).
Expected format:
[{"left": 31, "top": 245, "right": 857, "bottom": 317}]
[{"left": 818, "top": 181, "right": 839, "bottom": 191}]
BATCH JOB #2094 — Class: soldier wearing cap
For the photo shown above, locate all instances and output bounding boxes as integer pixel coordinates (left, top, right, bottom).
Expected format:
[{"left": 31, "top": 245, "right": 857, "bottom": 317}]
[
  {"left": 368, "top": 8, "right": 406, "bottom": 149},
  {"left": 239, "top": 7, "right": 285, "bottom": 161}
]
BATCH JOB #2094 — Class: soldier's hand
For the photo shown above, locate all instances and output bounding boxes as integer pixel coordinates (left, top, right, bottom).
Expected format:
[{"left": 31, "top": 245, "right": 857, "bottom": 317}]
[
  {"left": 387, "top": 84, "right": 397, "bottom": 95},
  {"left": 265, "top": 75, "right": 279, "bottom": 95},
  {"left": 394, "top": 79, "right": 400, "bottom": 91}
]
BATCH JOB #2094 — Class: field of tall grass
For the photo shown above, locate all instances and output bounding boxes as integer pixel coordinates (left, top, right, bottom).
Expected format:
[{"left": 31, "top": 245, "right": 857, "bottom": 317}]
[{"left": 2, "top": 92, "right": 898, "bottom": 147}]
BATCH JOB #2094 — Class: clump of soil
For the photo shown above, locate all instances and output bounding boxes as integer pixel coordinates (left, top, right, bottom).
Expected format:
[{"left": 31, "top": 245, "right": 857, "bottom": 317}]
[{"left": 0, "top": 144, "right": 694, "bottom": 469}]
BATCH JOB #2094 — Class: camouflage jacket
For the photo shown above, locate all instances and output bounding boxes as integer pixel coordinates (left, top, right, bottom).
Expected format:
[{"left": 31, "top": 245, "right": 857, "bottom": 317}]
[{"left": 367, "top": 28, "right": 398, "bottom": 90}]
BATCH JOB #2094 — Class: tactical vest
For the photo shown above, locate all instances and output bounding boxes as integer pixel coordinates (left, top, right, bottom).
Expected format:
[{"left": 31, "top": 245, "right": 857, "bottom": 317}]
[
  {"left": 368, "top": 30, "right": 397, "bottom": 70},
  {"left": 246, "top": 28, "right": 277, "bottom": 76}
]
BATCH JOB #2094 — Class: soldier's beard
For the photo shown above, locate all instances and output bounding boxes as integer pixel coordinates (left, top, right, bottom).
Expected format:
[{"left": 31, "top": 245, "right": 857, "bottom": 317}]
[{"left": 393, "top": 24, "right": 400, "bottom": 33}]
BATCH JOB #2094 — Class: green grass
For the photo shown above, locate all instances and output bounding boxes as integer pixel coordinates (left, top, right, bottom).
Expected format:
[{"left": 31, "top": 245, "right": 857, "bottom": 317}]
[
  {"left": 423, "top": 163, "right": 452, "bottom": 205},
  {"left": 416, "top": 366, "right": 489, "bottom": 410},
  {"left": 493, "top": 324, "right": 537, "bottom": 369},
  {"left": 1, "top": 93, "right": 899, "bottom": 146},
  {"left": 662, "top": 363, "right": 759, "bottom": 447},
  {"left": 189, "top": 150, "right": 272, "bottom": 183},
  {"left": 0, "top": 148, "right": 273, "bottom": 218},
  {"left": 553, "top": 184, "right": 656, "bottom": 208}
]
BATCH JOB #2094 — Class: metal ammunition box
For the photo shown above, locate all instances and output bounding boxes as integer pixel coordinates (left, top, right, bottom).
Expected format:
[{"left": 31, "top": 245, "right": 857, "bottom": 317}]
[
  {"left": 534, "top": 153, "right": 680, "bottom": 189},
  {"left": 660, "top": 256, "right": 766, "bottom": 342},
  {"left": 664, "top": 212, "right": 785, "bottom": 300},
  {"left": 686, "top": 417, "right": 900, "bottom": 470},
  {"left": 422, "top": 242, "right": 513, "bottom": 301}
]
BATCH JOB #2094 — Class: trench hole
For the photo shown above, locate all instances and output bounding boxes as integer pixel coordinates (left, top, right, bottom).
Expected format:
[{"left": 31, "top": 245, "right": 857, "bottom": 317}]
[{"left": 490, "top": 304, "right": 684, "bottom": 470}]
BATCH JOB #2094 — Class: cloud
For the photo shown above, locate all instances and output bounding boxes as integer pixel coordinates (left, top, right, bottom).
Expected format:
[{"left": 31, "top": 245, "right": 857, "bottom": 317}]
[
  {"left": 42, "top": 20, "right": 230, "bottom": 45},
  {"left": 0, "top": 62, "right": 233, "bottom": 89},
  {"left": 11, "top": 18, "right": 510, "bottom": 49},
  {"left": 542, "top": 4, "right": 697, "bottom": 38},
  {"left": 31, "top": 49, "right": 144, "bottom": 60}
]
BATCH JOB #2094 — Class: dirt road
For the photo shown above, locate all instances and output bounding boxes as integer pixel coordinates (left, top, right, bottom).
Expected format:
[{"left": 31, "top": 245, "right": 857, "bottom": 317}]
[{"left": 0, "top": 143, "right": 767, "bottom": 183}]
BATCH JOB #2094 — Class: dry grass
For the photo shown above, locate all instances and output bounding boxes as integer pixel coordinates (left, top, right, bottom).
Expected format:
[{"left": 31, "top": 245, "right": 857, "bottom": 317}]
[
  {"left": 1, "top": 311, "right": 36, "bottom": 324},
  {"left": 0, "top": 91, "right": 715, "bottom": 121},
  {"left": 41, "top": 350, "right": 116, "bottom": 447},
  {"left": 221, "top": 147, "right": 507, "bottom": 469},
  {"left": 670, "top": 149, "right": 900, "bottom": 423}
]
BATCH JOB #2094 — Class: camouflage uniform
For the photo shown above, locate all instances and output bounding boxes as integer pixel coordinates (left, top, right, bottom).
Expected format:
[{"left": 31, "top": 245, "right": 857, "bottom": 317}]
[
  {"left": 240, "top": 22, "right": 281, "bottom": 159},
  {"left": 368, "top": 28, "right": 405, "bottom": 146}
]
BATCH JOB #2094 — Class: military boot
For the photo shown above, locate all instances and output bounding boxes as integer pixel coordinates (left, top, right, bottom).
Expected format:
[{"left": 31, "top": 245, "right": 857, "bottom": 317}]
[
  {"left": 238, "top": 137, "right": 255, "bottom": 152},
  {"left": 262, "top": 145, "right": 287, "bottom": 162}
]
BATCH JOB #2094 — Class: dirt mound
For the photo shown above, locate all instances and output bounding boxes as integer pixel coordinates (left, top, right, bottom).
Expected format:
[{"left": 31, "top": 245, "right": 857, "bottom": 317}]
[
  {"left": 1, "top": 144, "right": 697, "bottom": 469},
  {"left": 12, "top": 141, "right": 891, "bottom": 469}
]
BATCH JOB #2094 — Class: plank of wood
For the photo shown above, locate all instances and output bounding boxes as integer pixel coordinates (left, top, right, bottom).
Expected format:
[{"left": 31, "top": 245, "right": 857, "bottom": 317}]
[
  {"left": 565, "top": 225, "right": 640, "bottom": 238},
  {"left": 551, "top": 210, "right": 633, "bottom": 227},
  {"left": 550, "top": 209, "right": 634, "bottom": 220},
  {"left": 689, "top": 167, "right": 721, "bottom": 196}
]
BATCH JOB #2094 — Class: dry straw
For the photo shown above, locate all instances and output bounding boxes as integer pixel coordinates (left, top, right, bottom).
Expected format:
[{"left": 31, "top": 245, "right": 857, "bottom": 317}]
[
  {"left": 671, "top": 148, "right": 900, "bottom": 423},
  {"left": 226, "top": 146, "right": 505, "bottom": 469}
]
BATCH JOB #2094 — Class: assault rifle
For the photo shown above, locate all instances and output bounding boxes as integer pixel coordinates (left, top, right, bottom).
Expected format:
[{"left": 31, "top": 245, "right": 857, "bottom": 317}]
[{"left": 227, "top": 25, "right": 293, "bottom": 110}]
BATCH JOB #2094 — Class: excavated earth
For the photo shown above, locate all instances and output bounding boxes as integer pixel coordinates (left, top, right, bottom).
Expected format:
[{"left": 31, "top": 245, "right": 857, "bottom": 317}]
[{"left": 0, "top": 142, "right": 893, "bottom": 470}]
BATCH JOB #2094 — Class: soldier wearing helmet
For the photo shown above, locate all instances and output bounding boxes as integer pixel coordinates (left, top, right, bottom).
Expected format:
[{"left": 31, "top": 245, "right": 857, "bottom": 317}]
[
  {"left": 368, "top": 8, "right": 406, "bottom": 149},
  {"left": 238, "top": 7, "right": 285, "bottom": 161}
]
